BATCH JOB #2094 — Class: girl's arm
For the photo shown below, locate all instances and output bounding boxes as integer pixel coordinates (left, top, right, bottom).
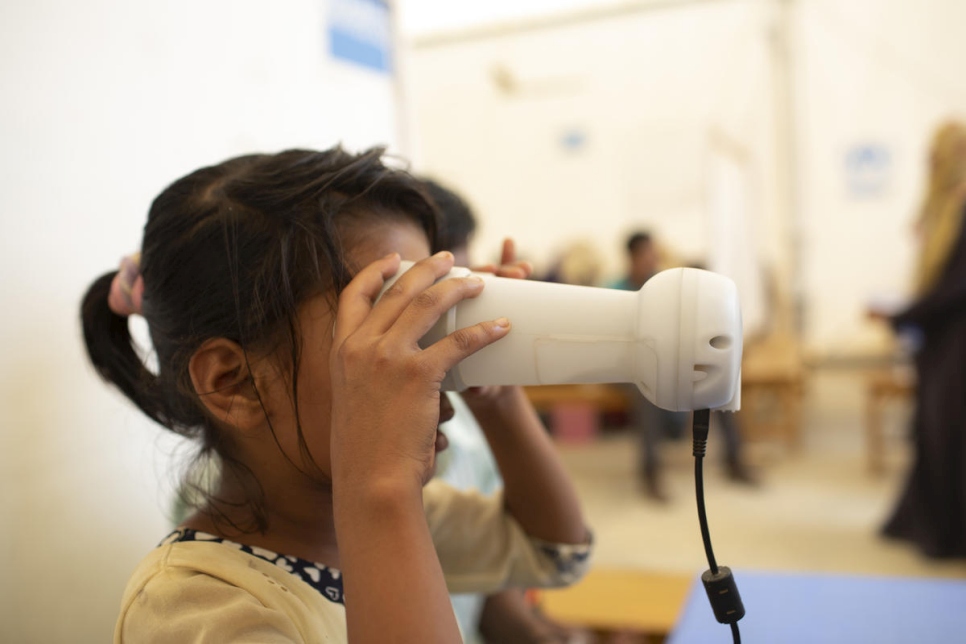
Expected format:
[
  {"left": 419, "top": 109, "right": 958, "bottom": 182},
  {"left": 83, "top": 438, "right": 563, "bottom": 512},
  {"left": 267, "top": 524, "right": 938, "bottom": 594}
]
[
  {"left": 463, "top": 386, "right": 587, "bottom": 545},
  {"left": 330, "top": 252, "right": 510, "bottom": 643},
  {"left": 463, "top": 239, "right": 588, "bottom": 545},
  {"left": 334, "top": 479, "right": 459, "bottom": 642}
]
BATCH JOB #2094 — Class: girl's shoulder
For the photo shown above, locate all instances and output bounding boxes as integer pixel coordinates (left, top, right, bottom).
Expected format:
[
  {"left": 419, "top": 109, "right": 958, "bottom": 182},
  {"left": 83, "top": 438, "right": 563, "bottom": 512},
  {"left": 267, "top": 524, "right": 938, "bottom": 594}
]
[
  {"left": 114, "top": 531, "right": 347, "bottom": 643},
  {"left": 160, "top": 529, "right": 347, "bottom": 604}
]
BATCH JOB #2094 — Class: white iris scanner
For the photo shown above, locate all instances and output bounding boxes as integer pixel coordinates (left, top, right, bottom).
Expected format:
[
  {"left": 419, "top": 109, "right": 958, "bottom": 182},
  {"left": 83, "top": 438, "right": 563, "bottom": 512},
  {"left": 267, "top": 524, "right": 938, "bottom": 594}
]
[
  {"left": 384, "top": 261, "right": 749, "bottom": 639},
  {"left": 382, "top": 262, "right": 742, "bottom": 412}
]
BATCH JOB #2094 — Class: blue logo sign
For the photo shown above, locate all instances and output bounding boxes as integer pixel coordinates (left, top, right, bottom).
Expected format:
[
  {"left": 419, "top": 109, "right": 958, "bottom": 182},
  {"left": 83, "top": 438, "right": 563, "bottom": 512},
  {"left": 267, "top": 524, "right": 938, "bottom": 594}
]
[{"left": 328, "top": 0, "right": 392, "bottom": 74}]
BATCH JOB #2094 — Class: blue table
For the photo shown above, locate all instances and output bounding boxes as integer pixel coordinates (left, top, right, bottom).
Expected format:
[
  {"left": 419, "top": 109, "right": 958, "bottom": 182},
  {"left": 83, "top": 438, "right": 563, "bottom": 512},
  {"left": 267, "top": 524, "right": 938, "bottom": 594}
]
[{"left": 668, "top": 570, "right": 966, "bottom": 644}]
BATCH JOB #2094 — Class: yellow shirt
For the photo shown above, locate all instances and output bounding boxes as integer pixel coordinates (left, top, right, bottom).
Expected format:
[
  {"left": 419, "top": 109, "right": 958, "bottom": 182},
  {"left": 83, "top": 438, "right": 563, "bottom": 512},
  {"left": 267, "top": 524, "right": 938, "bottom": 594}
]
[{"left": 115, "top": 480, "right": 591, "bottom": 643}]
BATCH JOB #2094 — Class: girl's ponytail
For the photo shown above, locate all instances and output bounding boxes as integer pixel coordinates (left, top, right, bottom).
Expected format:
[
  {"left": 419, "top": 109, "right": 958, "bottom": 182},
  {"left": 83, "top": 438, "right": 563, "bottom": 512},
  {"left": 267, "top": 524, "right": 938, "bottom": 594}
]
[{"left": 80, "top": 271, "right": 167, "bottom": 427}]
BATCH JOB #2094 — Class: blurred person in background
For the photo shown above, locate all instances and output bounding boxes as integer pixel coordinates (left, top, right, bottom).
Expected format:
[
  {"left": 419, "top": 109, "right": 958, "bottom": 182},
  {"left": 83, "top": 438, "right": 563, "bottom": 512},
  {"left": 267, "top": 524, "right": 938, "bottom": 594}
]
[
  {"left": 422, "top": 177, "right": 590, "bottom": 643},
  {"left": 542, "top": 241, "right": 604, "bottom": 287},
  {"left": 611, "top": 231, "right": 755, "bottom": 502},
  {"left": 878, "top": 121, "right": 966, "bottom": 558}
]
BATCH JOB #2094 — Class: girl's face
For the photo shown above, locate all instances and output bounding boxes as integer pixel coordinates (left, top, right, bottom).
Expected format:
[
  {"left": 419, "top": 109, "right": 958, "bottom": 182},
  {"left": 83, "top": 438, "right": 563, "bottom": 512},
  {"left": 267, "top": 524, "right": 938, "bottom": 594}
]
[{"left": 267, "top": 218, "right": 442, "bottom": 482}]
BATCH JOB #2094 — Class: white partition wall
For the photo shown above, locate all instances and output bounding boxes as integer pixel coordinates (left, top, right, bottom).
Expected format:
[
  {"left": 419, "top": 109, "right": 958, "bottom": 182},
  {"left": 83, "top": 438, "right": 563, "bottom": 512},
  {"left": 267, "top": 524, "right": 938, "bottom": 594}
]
[
  {"left": 403, "top": 0, "right": 966, "bottom": 357},
  {"left": 404, "top": 0, "right": 781, "bottom": 334},
  {"left": 792, "top": 0, "right": 966, "bottom": 355},
  {"left": 0, "top": 1, "right": 398, "bottom": 641}
]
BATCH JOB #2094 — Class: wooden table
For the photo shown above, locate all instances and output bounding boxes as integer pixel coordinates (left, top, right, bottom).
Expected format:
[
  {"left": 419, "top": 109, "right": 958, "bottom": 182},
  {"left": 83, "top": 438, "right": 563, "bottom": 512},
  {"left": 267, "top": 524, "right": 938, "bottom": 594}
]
[
  {"left": 537, "top": 568, "right": 693, "bottom": 642},
  {"left": 738, "top": 334, "right": 805, "bottom": 450}
]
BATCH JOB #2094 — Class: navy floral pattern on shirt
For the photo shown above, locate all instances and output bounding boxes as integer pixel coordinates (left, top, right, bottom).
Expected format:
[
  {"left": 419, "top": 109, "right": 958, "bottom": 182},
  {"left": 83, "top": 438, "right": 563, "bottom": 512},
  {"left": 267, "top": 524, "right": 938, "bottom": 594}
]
[{"left": 162, "top": 528, "right": 345, "bottom": 605}]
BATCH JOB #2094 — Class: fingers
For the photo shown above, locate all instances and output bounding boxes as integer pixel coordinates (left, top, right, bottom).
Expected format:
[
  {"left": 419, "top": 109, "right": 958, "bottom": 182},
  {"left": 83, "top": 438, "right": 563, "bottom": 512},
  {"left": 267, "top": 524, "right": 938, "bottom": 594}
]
[
  {"left": 470, "top": 262, "right": 499, "bottom": 274},
  {"left": 335, "top": 249, "right": 513, "bottom": 377},
  {"left": 388, "top": 271, "right": 487, "bottom": 344},
  {"left": 471, "top": 238, "right": 533, "bottom": 280},
  {"left": 494, "top": 261, "right": 532, "bottom": 280},
  {"left": 421, "top": 317, "right": 511, "bottom": 376},
  {"left": 338, "top": 251, "right": 455, "bottom": 342},
  {"left": 364, "top": 251, "right": 460, "bottom": 335},
  {"left": 500, "top": 238, "right": 516, "bottom": 265},
  {"left": 333, "top": 253, "right": 401, "bottom": 344},
  {"left": 498, "top": 238, "right": 534, "bottom": 278}
]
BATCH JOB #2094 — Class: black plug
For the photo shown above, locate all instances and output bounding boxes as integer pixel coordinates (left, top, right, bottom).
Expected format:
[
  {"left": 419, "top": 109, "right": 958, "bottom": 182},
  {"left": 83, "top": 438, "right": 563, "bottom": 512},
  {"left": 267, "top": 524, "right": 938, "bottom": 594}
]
[{"left": 693, "top": 408, "right": 710, "bottom": 457}]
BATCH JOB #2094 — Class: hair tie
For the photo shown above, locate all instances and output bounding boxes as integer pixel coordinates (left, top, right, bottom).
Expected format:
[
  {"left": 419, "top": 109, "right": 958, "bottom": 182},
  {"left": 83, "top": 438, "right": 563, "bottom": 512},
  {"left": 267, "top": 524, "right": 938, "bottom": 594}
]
[{"left": 108, "top": 253, "right": 144, "bottom": 317}]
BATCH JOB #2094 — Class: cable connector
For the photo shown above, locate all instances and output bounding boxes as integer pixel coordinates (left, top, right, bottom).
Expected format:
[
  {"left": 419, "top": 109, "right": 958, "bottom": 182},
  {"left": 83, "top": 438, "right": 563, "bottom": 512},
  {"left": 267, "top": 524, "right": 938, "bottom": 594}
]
[
  {"left": 692, "top": 408, "right": 710, "bottom": 457},
  {"left": 701, "top": 566, "right": 745, "bottom": 624},
  {"left": 691, "top": 409, "right": 744, "bottom": 642}
]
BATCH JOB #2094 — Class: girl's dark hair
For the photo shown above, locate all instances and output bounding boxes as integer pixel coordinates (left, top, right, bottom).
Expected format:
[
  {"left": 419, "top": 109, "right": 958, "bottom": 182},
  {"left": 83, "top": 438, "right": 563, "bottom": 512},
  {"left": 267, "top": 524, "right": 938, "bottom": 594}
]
[{"left": 81, "top": 147, "right": 439, "bottom": 532}]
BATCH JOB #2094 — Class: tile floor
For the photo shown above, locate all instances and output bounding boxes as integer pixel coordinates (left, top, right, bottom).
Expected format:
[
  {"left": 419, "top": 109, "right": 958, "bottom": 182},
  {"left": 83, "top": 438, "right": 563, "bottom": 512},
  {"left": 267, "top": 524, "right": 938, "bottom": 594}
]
[{"left": 555, "top": 367, "right": 966, "bottom": 581}]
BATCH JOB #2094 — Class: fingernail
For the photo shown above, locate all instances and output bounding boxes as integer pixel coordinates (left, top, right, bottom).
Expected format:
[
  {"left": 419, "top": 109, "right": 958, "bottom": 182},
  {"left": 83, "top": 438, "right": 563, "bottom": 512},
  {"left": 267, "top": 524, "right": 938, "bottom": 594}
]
[
  {"left": 435, "top": 250, "right": 453, "bottom": 260},
  {"left": 493, "top": 317, "right": 509, "bottom": 329}
]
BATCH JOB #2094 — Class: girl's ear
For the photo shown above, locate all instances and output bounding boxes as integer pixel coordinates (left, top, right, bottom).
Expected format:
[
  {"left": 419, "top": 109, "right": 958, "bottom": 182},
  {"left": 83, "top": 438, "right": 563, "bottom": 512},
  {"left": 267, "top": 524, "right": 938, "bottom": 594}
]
[{"left": 188, "top": 338, "right": 265, "bottom": 431}]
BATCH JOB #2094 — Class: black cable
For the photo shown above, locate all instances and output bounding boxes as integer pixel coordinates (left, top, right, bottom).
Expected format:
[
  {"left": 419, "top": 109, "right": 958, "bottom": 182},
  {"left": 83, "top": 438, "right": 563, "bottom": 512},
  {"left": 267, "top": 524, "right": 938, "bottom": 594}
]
[
  {"left": 692, "top": 410, "right": 719, "bottom": 573},
  {"left": 692, "top": 409, "right": 744, "bottom": 644}
]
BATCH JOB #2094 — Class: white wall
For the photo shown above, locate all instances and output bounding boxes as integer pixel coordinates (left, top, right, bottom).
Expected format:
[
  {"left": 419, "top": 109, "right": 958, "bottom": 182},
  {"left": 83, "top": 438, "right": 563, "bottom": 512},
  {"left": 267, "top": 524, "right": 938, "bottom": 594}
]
[
  {"left": 404, "top": 0, "right": 780, "bottom": 335},
  {"left": 793, "top": 0, "right": 966, "bottom": 354},
  {"left": 397, "top": 0, "right": 626, "bottom": 35},
  {"left": 402, "top": 0, "right": 966, "bottom": 356},
  {"left": 0, "top": 1, "right": 397, "bottom": 641}
]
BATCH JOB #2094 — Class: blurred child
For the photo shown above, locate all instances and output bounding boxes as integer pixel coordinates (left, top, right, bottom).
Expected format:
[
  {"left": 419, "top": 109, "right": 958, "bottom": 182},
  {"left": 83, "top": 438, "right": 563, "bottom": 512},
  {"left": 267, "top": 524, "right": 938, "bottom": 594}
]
[
  {"left": 542, "top": 241, "right": 603, "bottom": 287},
  {"left": 611, "top": 231, "right": 755, "bottom": 502},
  {"left": 82, "top": 147, "right": 591, "bottom": 642},
  {"left": 423, "top": 177, "right": 589, "bottom": 643}
]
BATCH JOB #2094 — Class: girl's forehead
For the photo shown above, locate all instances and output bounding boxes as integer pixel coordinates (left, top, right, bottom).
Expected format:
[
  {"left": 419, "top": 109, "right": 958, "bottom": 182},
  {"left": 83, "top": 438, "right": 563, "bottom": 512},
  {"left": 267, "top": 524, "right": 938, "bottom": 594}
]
[{"left": 346, "top": 219, "right": 431, "bottom": 268}]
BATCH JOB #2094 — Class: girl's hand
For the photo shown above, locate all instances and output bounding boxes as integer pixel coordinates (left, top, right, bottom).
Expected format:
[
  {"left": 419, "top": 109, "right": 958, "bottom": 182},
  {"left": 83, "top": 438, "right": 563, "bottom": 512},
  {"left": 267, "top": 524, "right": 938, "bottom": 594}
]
[
  {"left": 328, "top": 251, "right": 510, "bottom": 491},
  {"left": 455, "top": 240, "right": 588, "bottom": 545},
  {"left": 471, "top": 238, "right": 533, "bottom": 281},
  {"left": 464, "top": 238, "right": 532, "bottom": 405},
  {"left": 331, "top": 252, "right": 489, "bottom": 644}
]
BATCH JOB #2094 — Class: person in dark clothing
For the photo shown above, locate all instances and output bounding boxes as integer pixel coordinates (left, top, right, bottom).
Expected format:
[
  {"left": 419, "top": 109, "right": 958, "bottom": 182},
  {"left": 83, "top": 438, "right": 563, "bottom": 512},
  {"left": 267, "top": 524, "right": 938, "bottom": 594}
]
[{"left": 881, "top": 121, "right": 966, "bottom": 558}]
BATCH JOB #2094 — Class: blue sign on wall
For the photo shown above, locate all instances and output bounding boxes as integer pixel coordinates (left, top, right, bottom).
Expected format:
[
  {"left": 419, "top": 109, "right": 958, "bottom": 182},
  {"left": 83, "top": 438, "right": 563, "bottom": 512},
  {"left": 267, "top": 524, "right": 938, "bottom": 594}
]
[
  {"left": 328, "top": 0, "right": 392, "bottom": 74},
  {"left": 845, "top": 143, "right": 892, "bottom": 198}
]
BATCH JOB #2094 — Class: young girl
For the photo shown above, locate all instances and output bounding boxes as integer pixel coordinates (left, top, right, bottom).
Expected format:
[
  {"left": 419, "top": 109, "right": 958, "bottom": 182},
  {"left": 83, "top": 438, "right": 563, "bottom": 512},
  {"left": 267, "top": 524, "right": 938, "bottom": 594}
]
[{"left": 82, "top": 147, "right": 591, "bottom": 643}]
